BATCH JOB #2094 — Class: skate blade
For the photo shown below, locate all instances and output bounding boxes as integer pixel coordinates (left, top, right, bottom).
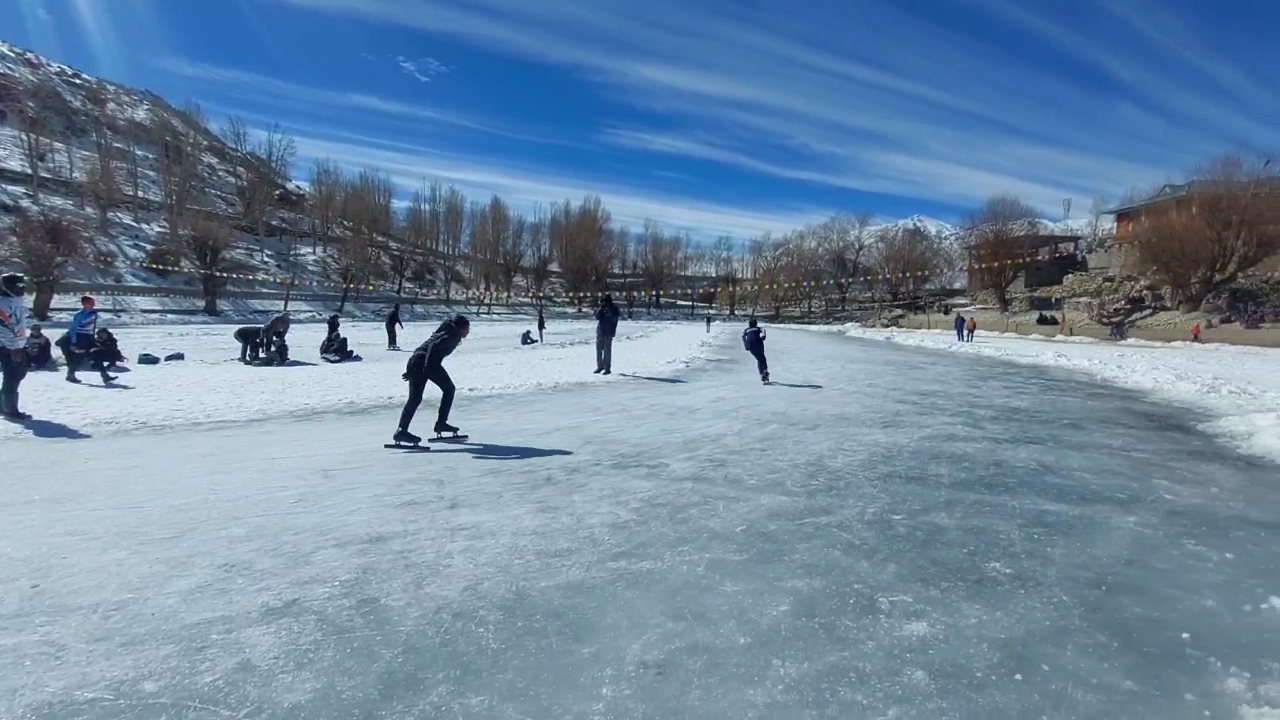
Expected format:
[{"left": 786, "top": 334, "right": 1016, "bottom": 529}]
[
  {"left": 427, "top": 434, "right": 469, "bottom": 443},
  {"left": 384, "top": 443, "right": 429, "bottom": 450}
]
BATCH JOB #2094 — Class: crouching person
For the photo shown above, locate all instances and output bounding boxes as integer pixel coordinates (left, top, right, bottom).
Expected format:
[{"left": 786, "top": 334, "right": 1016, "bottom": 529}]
[
  {"left": 262, "top": 331, "right": 289, "bottom": 366},
  {"left": 89, "top": 328, "right": 125, "bottom": 383},
  {"left": 24, "top": 324, "right": 55, "bottom": 371},
  {"left": 320, "top": 314, "right": 355, "bottom": 362}
]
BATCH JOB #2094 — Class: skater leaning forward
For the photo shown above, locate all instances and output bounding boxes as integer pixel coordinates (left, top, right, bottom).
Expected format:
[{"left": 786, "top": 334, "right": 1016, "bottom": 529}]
[
  {"left": 394, "top": 313, "right": 470, "bottom": 445},
  {"left": 742, "top": 317, "right": 769, "bottom": 384}
]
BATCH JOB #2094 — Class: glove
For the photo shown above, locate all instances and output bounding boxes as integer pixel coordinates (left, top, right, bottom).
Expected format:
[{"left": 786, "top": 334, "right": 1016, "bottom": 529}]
[{"left": 401, "top": 372, "right": 410, "bottom": 381}]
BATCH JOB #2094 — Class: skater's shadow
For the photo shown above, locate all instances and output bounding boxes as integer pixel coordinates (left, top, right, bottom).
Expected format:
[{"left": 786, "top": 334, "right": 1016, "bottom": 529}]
[
  {"left": 433, "top": 442, "right": 574, "bottom": 461},
  {"left": 15, "top": 419, "right": 91, "bottom": 439},
  {"left": 771, "top": 382, "right": 823, "bottom": 389},
  {"left": 92, "top": 382, "right": 135, "bottom": 390},
  {"left": 618, "top": 373, "right": 687, "bottom": 384}
]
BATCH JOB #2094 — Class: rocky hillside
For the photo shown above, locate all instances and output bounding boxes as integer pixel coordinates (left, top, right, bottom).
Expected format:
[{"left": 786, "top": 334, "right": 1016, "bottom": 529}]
[{"left": 0, "top": 40, "right": 441, "bottom": 314}]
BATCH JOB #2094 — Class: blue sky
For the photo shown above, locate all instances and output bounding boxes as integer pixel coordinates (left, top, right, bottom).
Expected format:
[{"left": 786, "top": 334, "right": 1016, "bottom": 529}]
[{"left": 4, "top": 0, "right": 1278, "bottom": 238}]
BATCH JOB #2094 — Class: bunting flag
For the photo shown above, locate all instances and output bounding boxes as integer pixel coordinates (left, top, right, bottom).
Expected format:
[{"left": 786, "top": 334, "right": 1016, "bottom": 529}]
[{"left": 60, "top": 247, "right": 1076, "bottom": 303}]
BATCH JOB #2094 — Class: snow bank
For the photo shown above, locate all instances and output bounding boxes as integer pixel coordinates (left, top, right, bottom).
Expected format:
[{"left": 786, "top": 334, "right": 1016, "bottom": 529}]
[
  {"left": 6, "top": 319, "right": 722, "bottom": 440},
  {"left": 799, "top": 324, "right": 1280, "bottom": 466}
]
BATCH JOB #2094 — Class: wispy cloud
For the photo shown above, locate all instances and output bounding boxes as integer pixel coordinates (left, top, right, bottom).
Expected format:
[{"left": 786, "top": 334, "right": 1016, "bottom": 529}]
[
  {"left": 284, "top": 130, "right": 825, "bottom": 238},
  {"left": 395, "top": 55, "right": 448, "bottom": 83},
  {"left": 257, "top": 0, "right": 1279, "bottom": 215},
  {"left": 158, "top": 58, "right": 573, "bottom": 148}
]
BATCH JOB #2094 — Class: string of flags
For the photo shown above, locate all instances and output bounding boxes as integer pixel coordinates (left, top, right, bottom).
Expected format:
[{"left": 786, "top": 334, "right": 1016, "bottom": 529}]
[{"left": 125, "top": 247, "right": 1077, "bottom": 302}]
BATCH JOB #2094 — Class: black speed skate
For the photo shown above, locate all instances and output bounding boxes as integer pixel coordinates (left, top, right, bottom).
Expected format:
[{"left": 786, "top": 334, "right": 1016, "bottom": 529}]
[
  {"left": 761, "top": 372, "right": 771, "bottom": 385},
  {"left": 428, "top": 421, "right": 468, "bottom": 443},
  {"left": 385, "top": 428, "right": 428, "bottom": 450}
]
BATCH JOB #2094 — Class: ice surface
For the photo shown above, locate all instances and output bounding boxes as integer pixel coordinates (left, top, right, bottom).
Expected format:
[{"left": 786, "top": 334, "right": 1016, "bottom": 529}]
[
  {"left": 4, "top": 326, "right": 1280, "bottom": 718},
  {"left": 804, "top": 324, "right": 1280, "bottom": 467}
]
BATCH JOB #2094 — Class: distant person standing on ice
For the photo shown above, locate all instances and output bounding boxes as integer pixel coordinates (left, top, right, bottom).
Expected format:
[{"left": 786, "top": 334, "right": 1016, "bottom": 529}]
[
  {"left": 706, "top": 314, "right": 712, "bottom": 332},
  {"left": 0, "top": 273, "right": 31, "bottom": 419},
  {"left": 965, "top": 316, "right": 976, "bottom": 342},
  {"left": 593, "top": 294, "right": 621, "bottom": 375},
  {"left": 386, "top": 303, "right": 403, "bottom": 350},
  {"left": 537, "top": 308, "right": 546, "bottom": 343},
  {"left": 953, "top": 314, "right": 966, "bottom": 342},
  {"left": 742, "top": 317, "right": 769, "bottom": 384},
  {"left": 394, "top": 313, "right": 470, "bottom": 445}
]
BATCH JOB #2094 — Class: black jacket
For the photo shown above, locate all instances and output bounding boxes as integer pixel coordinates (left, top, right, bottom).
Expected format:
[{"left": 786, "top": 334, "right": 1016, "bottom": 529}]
[
  {"left": 594, "top": 301, "right": 621, "bottom": 338},
  {"left": 411, "top": 317, "right": 464, "bottom": 368},
  {"left": 742, "top": 326, "right": 765, "bottom": 353}
]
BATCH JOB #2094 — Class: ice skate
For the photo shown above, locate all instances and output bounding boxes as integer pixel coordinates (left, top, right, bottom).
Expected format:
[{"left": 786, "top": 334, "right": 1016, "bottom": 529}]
[{"left": 429, "top": 421, "right": 468, "bottom": 443}]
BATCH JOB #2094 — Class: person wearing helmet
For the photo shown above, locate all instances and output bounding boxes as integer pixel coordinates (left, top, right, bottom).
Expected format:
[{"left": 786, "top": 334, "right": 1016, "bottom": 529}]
[
  {"left": 394, "top": 313, "right": 470, "bottom": 445},
  {"left": 0, "top": 273, "right": 31, "bottom": 419}
]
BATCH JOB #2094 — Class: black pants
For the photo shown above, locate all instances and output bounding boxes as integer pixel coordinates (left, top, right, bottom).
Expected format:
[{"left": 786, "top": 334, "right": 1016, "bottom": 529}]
[
  {"left": 955, "top": 328, "right": 964, "bottom": 341},
  {"left": 386, "top": 324, "right": 397, "bottom": 347},
  {"left": 0, "top": 349, "right": 27, "bottom": 405},
  {"left": 749, "top": 348, "right": 768, "bottom": 376},
  {"left": 398, "top": 364, "right": 455, "bottom": 431}
]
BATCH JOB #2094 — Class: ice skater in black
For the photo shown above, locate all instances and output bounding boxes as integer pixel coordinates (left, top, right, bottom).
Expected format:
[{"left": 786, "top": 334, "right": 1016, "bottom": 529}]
[
  {"left": 394, "top": 314, "right": 470, "bottom": 444},
  {"left": 0, "top": 273, "right": 31, "bottom": 419},
  {"left": 742, "top": 317, "right": 769, "bottom": 383},
  {"left": 386, "top": 303, "right": 403, "bottom": 349}
]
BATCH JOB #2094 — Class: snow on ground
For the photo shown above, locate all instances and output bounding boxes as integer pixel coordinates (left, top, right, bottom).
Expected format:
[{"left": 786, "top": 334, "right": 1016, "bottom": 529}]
[
  {"left": 799, "top": 324, "right": 1280, "bottom": 466},
  {"left": 6, "top": 327, "right": 1280, "bottom": 718},
  {"left": 3, "top": 318, "right": 720, "bottom": 440}
]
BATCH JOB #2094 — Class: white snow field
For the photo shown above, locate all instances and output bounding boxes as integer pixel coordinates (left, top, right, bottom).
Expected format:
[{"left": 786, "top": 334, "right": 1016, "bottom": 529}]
[{"left": 5, "top": 321, "right": 1280, "bottom": 719}]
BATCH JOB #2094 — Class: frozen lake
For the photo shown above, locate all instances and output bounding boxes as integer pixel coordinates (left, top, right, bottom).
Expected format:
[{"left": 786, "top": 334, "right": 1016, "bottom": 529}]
[{"left": 4, "top": 322, "right": 1280, "bottom": 719}]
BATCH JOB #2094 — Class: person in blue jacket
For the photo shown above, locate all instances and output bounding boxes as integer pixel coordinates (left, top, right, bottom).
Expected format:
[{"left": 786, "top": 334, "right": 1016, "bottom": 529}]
[
  {"left": 58, "top": 295, "right": 99, "bottom": 382},
  {"left": 593, "top": 294, "right": 621, "bottom": 375},
  {"left": 953, "top": 313, "right": 966, "bottom": 342}
]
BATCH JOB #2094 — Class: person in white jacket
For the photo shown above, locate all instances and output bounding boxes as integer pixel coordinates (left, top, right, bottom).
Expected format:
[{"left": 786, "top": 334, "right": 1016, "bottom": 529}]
[{"left": 0, "top": 273, "right": 30, "bottom": 420}]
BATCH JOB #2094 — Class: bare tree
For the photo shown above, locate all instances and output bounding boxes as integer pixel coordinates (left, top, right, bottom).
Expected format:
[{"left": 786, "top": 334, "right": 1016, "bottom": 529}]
[
  {"left": 869, "top": 224, "right": 944, "bottom": 301},
  {"left": 120, "top": 119, "right": 144, "bottom": 220},
  {"left": 713, "top": 235, "right": 742, "bottom": 315},
  {"left": 498, "top": 209, "right": 528, "bottom": 299},
  {"left": 1134, "top": 154, "right": 1280, "bottom": 311},
  {"left": 307, "top": 158, "right": 345, "bottom": 252},
  {"left": 151, "top": 103, "right": 208, "bottom": 242},
  {"left": 183, "top": 217, "right": 235, "bottom": 315},
  {"left": 15, "top": 83, "right": 50, "bottom": 201},
  {"left": 9, "top": 211, "right": 85, "bottom": 319},
  {"left": 440, "top": 186, "right": 468, "bottom": 300},
  {"left": 526, "top": 203, "right": 553, "bottom": 299},
  {"left": 221, "top": 117, "right": 296, "bottom": 236},
  {"left": 818, "top": 212, "right": 874, "bottom": 309},
  {"left": 749, "top": 234, "right": 789, "bottom": 317},
  {"left": 84, "top": 86, "right": 121, "bottom": 231},
  {"left": 964, "top": 194, "right": 1042, "bottom": 313},
  {"left": 637, "top": 219, "right": 682, "bottom": 308},
  {"left": 782, "top": 230, "right": 825, "bottom": 315}
]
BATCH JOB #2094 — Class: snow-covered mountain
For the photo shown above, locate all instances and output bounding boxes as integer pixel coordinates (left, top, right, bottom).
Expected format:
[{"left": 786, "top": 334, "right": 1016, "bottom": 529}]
[{"left": 867, "top": 214, "right": 1107, "bottom": 242}]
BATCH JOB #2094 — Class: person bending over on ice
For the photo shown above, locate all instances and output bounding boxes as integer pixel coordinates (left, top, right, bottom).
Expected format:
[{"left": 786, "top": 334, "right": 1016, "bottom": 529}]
[
  {"left": 24, "top": 324, "right": 54, "bottom": 370},
  {"left": 593, "top": 294, "right": 621, "bottom": 374},
  {"left": 234, "top": 325, "right": 264, "bottom": 363},
  {"left": 261, "top": 311, "right": 291, "bottom": 347},
  {"left": 0, "top": 273, "right": 31, "bottom": 419},
  {"left": 743, "top": 317, "right": 769, "bottom": 383},
  {"left": 385, "top": 303, "right": 403, "bottom": 349},
  {"left": 394, "top": 313, "right": 470, "bottom": 445}
]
